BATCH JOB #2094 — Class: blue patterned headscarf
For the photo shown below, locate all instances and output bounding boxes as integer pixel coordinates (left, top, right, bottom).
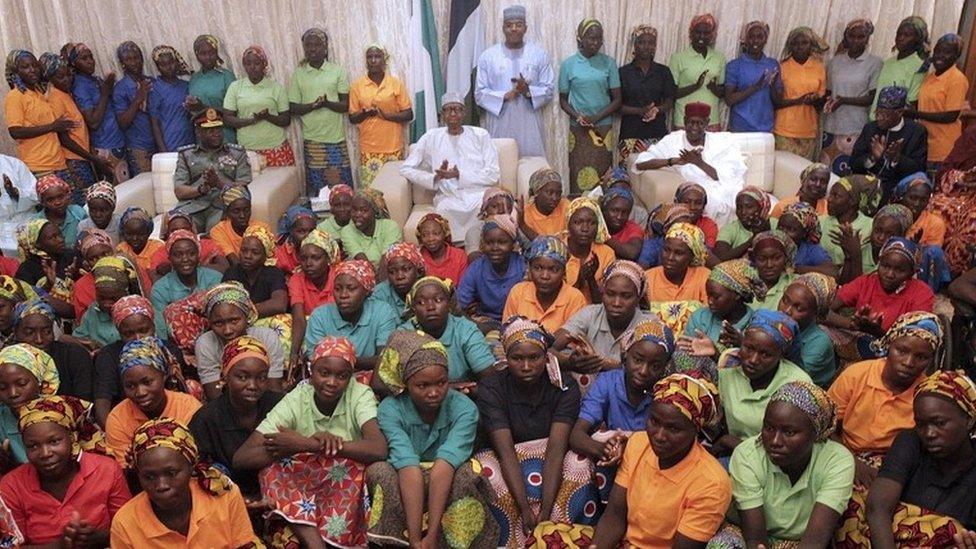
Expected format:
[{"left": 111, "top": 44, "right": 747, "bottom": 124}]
[
  {"left": 119, "top": 336, "right": 176, "bottom": 378},
  {"left": 5, "top": 49, "right": 35, "bottom": 91},
  {"left": 746, "top": 309, "right": 799, "bottom": 358},
  {"left": 277, "top": 205, "right": 316, "bottom": 237},
  {"left": 120, "top": 206, "right": 154, "bottom": 233},
  {"left": 13, "top": 298, "right": 56, "bottom": 328},
  {"left": 894, "top": 172, "right": 932, "bottom": 198},
  {"left": 603, "top": 186, "right": 634, "bottom": 207},
  {"left": 623, "top": 318, "right": 676, "bottom": 355},
  {"left": 525, "top": 236, "right": 568, "bottom": 266},
  {"left": 879, "top": 236, "right": 920, "bottom": 271},
  {"left": 38, "top": 52, "right": 64, "bottom": 81}
]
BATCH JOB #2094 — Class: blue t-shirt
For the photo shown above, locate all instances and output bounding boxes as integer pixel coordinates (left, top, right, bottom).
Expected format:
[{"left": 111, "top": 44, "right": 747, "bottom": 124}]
[
  {"left": 724, "top": 54, "right": 779, "bottom": 132},
  {"left": 148, "top": 77, "right": 195, "bottom": 151},
  {"left": 578, "top": 368, "right": 652, "bottom": 432},
  {"left": 112, "top": 74, "right": 156, "bottom": 150},
  {"left": 71, "top": 73, "right": 126, "bottom": 149},
  {"left": 795, "top": 240, "right": 832, "bottom": 268},
  {"left": 456, "top": 253, "right": 527, "bottom": 321},
  {"left": 637, "top": 236, "right": 664, "bottom": 269}
]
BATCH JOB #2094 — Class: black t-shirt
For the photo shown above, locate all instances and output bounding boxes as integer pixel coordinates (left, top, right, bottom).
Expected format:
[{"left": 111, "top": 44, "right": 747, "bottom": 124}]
[
  {"left": 618, "top": 61, "right": 676, "bottom": 141},
  {"left": 222, "top": 264, "right": 287, "bottom": 303},
  {"left": 476, "top": 369, "right": 580, "bottom": 444},
  {"left": 46, "top": 341, "right": 93, "bottom": 401},
  {"left": 93, "top": 339, "right": 186, "bottom": 404},
  {"left": 879, "top": 429, "right": 976, "bottom": 528},
  {"left": 15, "top": 249, "right": 78, "bottom": 286}
]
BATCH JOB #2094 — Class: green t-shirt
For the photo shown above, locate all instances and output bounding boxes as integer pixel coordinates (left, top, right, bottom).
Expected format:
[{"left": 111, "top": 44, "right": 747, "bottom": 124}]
[
  {"left": 377, "top": 390, "right": 478, "bottom": 470},
  {"left": 339, "top": 219, "right": 403, "bottom": 266},
  {"left": 669, "top": 46, "right": 726, "bottom": 126},
  {"left": 818, "top": 212, "right": 873, "bottom": 269},
  {"left": 869, "top": 54, "right": 925, "bottom": 118},
  {"left": 188, "top": 67, "right": 237, "bottom": 143},
  {"left": 752, "top": 273, "right": 794, "bottom": 311},
  {"left": 287, "top": 61, "right": 349, "bottom": 144},
  {"left": 718, "top": 218, "right": 755, "bottom": 249},
  {"left": 223, "top": 76, "right": 289, "bottom": 150},
  {"left": 257, "top": 381, "right": 377, "bottom": 440},
  {"left": 718, "top": 358, "right": 812, "bottom": 439}
]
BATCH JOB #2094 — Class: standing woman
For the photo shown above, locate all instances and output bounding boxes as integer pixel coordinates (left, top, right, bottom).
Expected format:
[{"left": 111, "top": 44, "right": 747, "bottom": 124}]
[
  {"left": 349, "top": 44, "right": 412, "bottom": 187},
  {"left": 187, "top": 34, "right": 236, "bottom": 144},
  {"left": 822, "top": 20, "right": 882, "bottom": 175},
  {"left": 909, "top": 34, "right": 969, "bottom": 172},
  {"left": 147, "top": 45, "right": 195, "bottom": 152},
  {"left": 558, "top": 18, "right": 621, "bottom": 194},
  {"left": 869, "top": 16, "right": 929, "bottom": 118},
  {"left": 617, "top": 25, "right": 675, "bottom": 164},
  {"left": 724, "top": 21, "right": 778, "bottom": 133},
  {"left": 289, "top": 28, "right": 352, "bottom": 194},
  {"left": 773, "top": 27, "right": 828, "bottom": 161},
  {"left": 111, "top": 42, "right": 155, "bottom": 175},
  {"left": 669, "top": 13, "right": 725, "bottom": 130},
  {"left": 224, "top": 45, "right": 294, "bottom": 167},
  {"left": 66, "top": 43, "right": 129, "bottom": 182}
]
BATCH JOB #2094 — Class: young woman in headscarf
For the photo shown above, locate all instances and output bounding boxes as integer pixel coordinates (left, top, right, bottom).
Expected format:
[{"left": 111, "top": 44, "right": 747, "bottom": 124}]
[
  {"left": 858, "top": 203, "right": 951, "bottom": 291},
  {"left": 368, "top": 330, "right": 498, "bottom": 548},
  {"left": 822, "top": 19, "right": 882, "bottom": 175},
  {"left": 0, "top": 343, "right": 66, "bottom": 466},
  {"left": 315, "top": 182, "right": 353, "bottom": 236},
  {"left": 773, "top": 27, "right": 828, "bottom": 160},
  {"left": 724, "top": 21, "right": 778, "bottom": 133},
  {"left": 111, "top": 41, "right": 155, "bottom": 175},
  {"left": 589, "top": 370, "right": 730, "bottom": 548},
  {"left": 475, "top": 317, "right": 597, "bottom": 547},
  {"left": 714, "top": 186, "right": 772, "bottom": 261},
  {"left": 860, "top": 370, "right": 976, "bottom": 548},
  {"left": 0, "top": 395, "right": 129, "bottom": 547},
  {"left": 287, "top": 228, "right": 342, "bottom": 367},
  {"left": 669, "top": 13, "right": 725, "bottom": 130},
  {"left": 13, "top": 299, "right": 92, "bottom": 400},
  {"left": 117, "top": 206, "right": 164, "bottom": 272},
  {"left": 70, "top": 229, "right": 114, "bottom": 321},
  {"left": 110, "top": 419, "right": 256, "bottom": 547},
  {"left": 77, "top": 181, "right": 120, "bottom": 244},
  {"left": 349, "top": 43, "right": 412, "bottom": 187},
  {"left": 0, "top": 275, "right": 41, "bottom": 347},
  {"left": 339, "top": 188, "right": 403, "bottom": 267},
  {"left": 869, "top": 16, "right": 929, "bottom": 118},
  {"left": 222, "top": 224, "right": 289, "bottom": 328},
  {"left": 521, "top": 168, "right": 569, "bottom": 240},
  {"left": 208, "top": 185, "right": 273, "bottom": 264},
  {"left": 33, "top": 173, "right": 88, "bottom": 249},
  {"left": 274, "top": 204, "right": 316, "bottom": 276},
  {"left": 289, "top": 28, "right": 354, "bottom": 194},
  {"left": 777, "top": 272, "right": 838, "bottom": 388},
  {"left": 416, "top": 212, "right": 468, "bottom": 283},
  {"left": 4, "top": 49, "right": 71, "bottom": 179},
  {"left": 223, "top": 45, "right": 294, "bottom": 166},
  {"left": 149, "top": 208, "right": 227, "bottom": 277},
  {"left": 74, "top": 255, "right": 147, "bottom": 348},
  {"left": 776, "top": 202, "right": 836, "bottom": 276},
  {"left": 673, "top": 181, "right": 718, "bottom": 247},
  {"left": 147, "top": 45, "right": 194, "bottom": 152},
  {"left": 150, "top": 229, "right": 222, "bottom": 339},
  {"left": 458, "top": 215, "right": 527, "bottom": 329},
  {"left": 187, "top": 34, "right": 236, "bottom": 144},
  {"left": 503, "top": 236, "right": 587, "bottom": 334},
  {"left": 104, "top": 336, "right": 202, "bottom": 464},
  {"left": 749, "top": 229, "right": 798, "bottom": 310},
  {"left": 909, "top": 33, "right": 968, "bottom": 171},
  {"left": 819, "top": 175, "right": 877, "bottom": 279},
  {"left": 646, "top": 222, "right": 710, "bottom": 303},
  {"left": 601, "top": 184, "right": 643, "bottom": 261},
  {"left": 710, "top": 381, "right": 853, "bottom": 548},
  {"left": 678, "top": 258, "right": 765, "bottom": 358},
  {"left": 770, "top": 162, "right": 830, "bottom": 218},
  {"left": 895, "top": 172, "right": 945, "bottom": 246},
  {"left": 234, "top": 336, "right": 388, "bottom": 549},
  {"left": 617, "top": 25, "right": 675, "bottom": 163},
  {"left": 375, "top": 241, "right": 424, "bottom": 316},
  {"left": 558, "top": 18, "right": 621, "bottom": 195}
]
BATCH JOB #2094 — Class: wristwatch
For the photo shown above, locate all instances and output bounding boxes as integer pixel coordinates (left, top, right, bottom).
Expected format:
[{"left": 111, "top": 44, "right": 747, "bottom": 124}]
[{"left": 667, "top": 158, "right": 674, "bottom": 167}]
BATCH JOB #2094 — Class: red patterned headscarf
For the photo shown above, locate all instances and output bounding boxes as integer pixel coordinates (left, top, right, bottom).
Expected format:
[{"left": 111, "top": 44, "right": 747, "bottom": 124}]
[
  {"left": 334, "top": 260, "right": 376, "bottom": 293},
  {"left": 165, "top": 229, "right": 199, "bottom": 255},
  {"left": 128, "top": 418, "right": 233, "bottom": 496},
  {"left": 111, "top": 295, "right": 154, "bottom": 326},
  {"left": 653, "top": 371, "right": 720, "bottom": 431},
  {"left": 312, "top": 336, "right": 357, "bottom": 370},
  {"left": 35, "top": 174, "right": 70, "bottom": 198},
  {"left": 221, "top": 335, "right": 269, "bottom": 376}
]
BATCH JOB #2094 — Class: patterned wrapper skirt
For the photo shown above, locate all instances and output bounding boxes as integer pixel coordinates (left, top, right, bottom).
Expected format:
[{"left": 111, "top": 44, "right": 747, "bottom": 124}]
[
  {"left": 359, "top": 151, "right": 403, "bottom": 188},
  {"left": 304, "top": 140, "right": 354, "bottom": 197},
  {"left": 819, "top": 132, "right": 859, "bottom": 176},
  {"left": 929, "top": 169, "right": 976, "bottom": 276},
  {"left": 709, "top": 523, "right": 800, "bottom": 548},
  {"left": 774, "top": 135, "right": 819, "bottom": 161},
  {"left": 256, "top": 140, "right": 297, "bottom": 168},
  {"left": 822, "top": 325, "right": 877, "bottom": 362},
  {"left": 95, "top": 147, "right": 130, "bottom": 183},
  {"left": 365, "top": 460, "right": 500, "bottom": 548},
  {"left": 568, "top": 124, "right": 613, "bottom": 195},
  {"left": 65, "top": 159, "right": 97, "bottom": 205},
  {"left": 260, "top": 453, "right": 368, "bottom": 549},
  {"left": 475, "top": 439, "right": 599, "bottom": 548}
]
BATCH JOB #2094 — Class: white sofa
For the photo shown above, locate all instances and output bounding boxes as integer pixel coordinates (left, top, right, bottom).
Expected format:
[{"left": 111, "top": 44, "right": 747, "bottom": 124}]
[
  {"left": 370, "top": 138, "right": 550, "bottom": 244},
  {"left": 113, "top": 150, "right": 301, "bottom": 228}
]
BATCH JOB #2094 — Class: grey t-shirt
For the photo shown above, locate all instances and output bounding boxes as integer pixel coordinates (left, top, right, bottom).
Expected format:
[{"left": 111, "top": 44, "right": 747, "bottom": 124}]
[
  {"left": 195, "top": 325, "right": 284, "bottom": 384},
  {"left": 824, "top": 52, "right": 883, "bottom": 135}
]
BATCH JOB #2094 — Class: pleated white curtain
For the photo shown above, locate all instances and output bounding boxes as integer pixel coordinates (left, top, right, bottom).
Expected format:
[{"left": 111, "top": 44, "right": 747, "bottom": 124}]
[{"left": 0, "top": 0, "right": 964, "bottom": 183}]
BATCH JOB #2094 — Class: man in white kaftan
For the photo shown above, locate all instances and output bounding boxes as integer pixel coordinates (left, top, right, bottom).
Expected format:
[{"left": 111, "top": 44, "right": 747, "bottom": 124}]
[
  {"left": 400, "top": 94, "right": 500, "bottom": 238},
  {"left": 474, "top": 5, "right": 554, "bottom": 157}
]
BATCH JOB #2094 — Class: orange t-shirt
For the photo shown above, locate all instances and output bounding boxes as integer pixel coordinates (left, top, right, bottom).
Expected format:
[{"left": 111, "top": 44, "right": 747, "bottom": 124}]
[
  {"left": 47, "top": 87, "right": 90, "bottom": 161},
  {"left": 503, "top": 280, "right": 587, "bottom": 334},
  {"left": 918, "top": 66, "right": 969, "bottom": 162},
  {"left": 110, "top": 481, "right": 254, "bottom": 548},
  {"left": 524, "top": 198, "right": 569, "bottom": 238},
  {"left": 105, "top": 390, "right": 202, "bottom": 465},
  {"left": 827, "top": 358, "right": 922, "bottom": 453},
  {"left": 118, "top": 238, "right": 165, "bottom": 273},
  {"left": 645, "top": 265, "right": 710, "bottom": 304},
  {"left": 348, "top": 74, "right": 411, "bottom": 155},
  {"left": 3, "top": 88, "right": 67, "bottom": 172},
  {"left": 770, "top": 195, "right": 828, "bottom": 218},
  {"left": 209, "top": 219, "right": 273, "bottom": 257},
  {"left": 910, "top": 210, "right": 946, "bottom": 247},
  {"left": 774, "top": 57, "right": 827, "bottom": 139},
  {"left": 564, "top": 242, "right": 616, "bottom": 302}
]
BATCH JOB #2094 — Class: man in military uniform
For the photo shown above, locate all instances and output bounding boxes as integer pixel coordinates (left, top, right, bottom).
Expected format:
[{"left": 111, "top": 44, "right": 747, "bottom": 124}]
[{"left": 173, "top": 108, "right": 252, "bottom": 231}]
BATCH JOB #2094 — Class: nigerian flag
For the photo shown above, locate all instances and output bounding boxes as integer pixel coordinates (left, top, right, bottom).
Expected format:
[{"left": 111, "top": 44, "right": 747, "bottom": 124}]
[
  {"left": 445, "top": 0, "right": 484, "bottom": 124},
  {"left": 408, "top": 0, "right": 443, "bottom": 143}
]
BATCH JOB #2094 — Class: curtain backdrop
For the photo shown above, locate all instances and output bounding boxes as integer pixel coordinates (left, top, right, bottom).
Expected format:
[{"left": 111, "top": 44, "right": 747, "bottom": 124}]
[{"left": 0, "top": 0, "right": 963, "bottom": 185}]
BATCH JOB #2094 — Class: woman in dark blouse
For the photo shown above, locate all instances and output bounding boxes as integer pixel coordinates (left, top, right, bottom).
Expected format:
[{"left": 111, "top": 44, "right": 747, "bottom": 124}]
[
  {"left": 13, "top": 299, "right": 92, "bottom": 400},
  {"left": 475, "top": 316, "right": 597, "bottom": 547},
  {"left": 221, "top": 224, "right": 288, "bottom": 318},
  {"left": 617, "top": 25, "right": 676, "bottom": 165}
]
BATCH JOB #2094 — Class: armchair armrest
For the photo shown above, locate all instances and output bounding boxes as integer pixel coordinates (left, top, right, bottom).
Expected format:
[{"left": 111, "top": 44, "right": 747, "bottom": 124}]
[{"left": 372, "top": 161, "right": 411, "bottom": 227}]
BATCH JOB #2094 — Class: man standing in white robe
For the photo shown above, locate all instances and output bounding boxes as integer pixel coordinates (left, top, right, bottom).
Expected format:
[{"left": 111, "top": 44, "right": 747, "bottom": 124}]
[
  {"left": 634, "top": 102, "right": 747, "bottom": 226},
  {"left": 400, "top": 93, "right": 500, "bottom": 238},
  {"left": 474, "top": 5, "right": 554, "bottom": 157}
]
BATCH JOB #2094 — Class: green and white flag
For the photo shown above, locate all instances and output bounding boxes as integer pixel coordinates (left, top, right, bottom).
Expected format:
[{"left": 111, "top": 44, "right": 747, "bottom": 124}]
[{"left": 408, "top": 0, "right": 444, "bottom": 143}]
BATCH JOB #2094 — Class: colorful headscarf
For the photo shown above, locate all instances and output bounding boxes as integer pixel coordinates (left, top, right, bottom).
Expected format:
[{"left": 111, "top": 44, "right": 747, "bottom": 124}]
[
  {"left": 111, "top": 295, "right": 154, "bottom": 326},
  {"left": 86, "top": 181, "right": 117, "bottom": 209},
  {"left": 665, "top": 223, "right": 707, "bottom": 266},
  {"left": 221, "top": 335, "right": 269, "bottom": 376},
  {"left": 566, "top": 196, "right": 609, "bottom": 243},
  {"left": 416, "top": 213, "right": 452, "bottom": 244},
  {"left": 750, "top": 229, "right": 798, "bottom": 268},
  {"left": 482, "top": 213, "right": 518, "bottom": 240},
  {"left": 63, "top": 42, "right": 89, "bottom": 68},
  {"left": 311, "top": 336, "right": 357, "bottom": 370},
  {"left": 736, "top": 186, "right": 771, "bottom": 217},
  {"left": 834, "top": 174, "right": 880, "bottom": 216},
  {"left": 603, "top": 260, "right": 645, "bottom": 297},
  {"left": 894, "top": 172, "right": 932, "bottom": 198},
  {"left": 242, "top": 45, "right": 269, "bottom": 75},
  {"left": 602, "top": 186, "right": 634, "bottom": 211},
  {"left": 0, "top": 344, "right": 58, "bottom": 396},
  {"left": 623, "top": 318, "right": 675, "bottom": 355},
  {"left": 300, "top": 229, "right": 342, "bottom": 263},
  {"left": 334, "top": 260, "right": 376, "bottom": 293},
  {"left": 688, "top": 13, "right": 718, "bottom": 45},
  {"left": 576, "top": 18, "right": 603, "bottom": 44},
  {"left": 800, "top": 162, "right": 830, "bottom": 185},
  {"left": 301, "top": 28, "right": 330, "bottom": 62},
  {"left": 165, "top": 229, "right": 199, "bottom": 255},
  {"left": 525, "top": 236, "right": 568, "bottom": 266},
  {"left": 221, "top": 185, "right": 251, "bottom": 207},
  {"left": 16, "top": 219, "right": 51, "bottom": 260},
  {"left": 879, "top": 236, "right": 920, "bottom": 271},
  {"left": 0, "top": 275, "right": 38, "bottom": 304},
  {"left": 653, "top": 203, "right": 697, "bottom": 237},
  {"left": 128, "top": 419, "right": 233, "bottom": 496},
  {"left": 354, "top": 188, "right": 389, "bottom": 219},
  {"left": 243, "top": 225, "right": 277, "bottom": 266},
  {"left": 652, "top": 371, "right": 720, "bottom": 431},
  {"left": 115, "top": 41, "right": 142, "bottom": 63},
  {"left": 501, "top": 316, "right": 565, "bottom": 390},
  {"left": 16, "top": 395, "right": 107, "bottom": 458},
  {"left": 377, "top": 330, "right": 449, "bottom": 395},
  {"left": 877, "top": 86, "right": 908, "bottom": 110},
  {"left": 38, "top": 52, "right": 64, "bottom": 82},
  {"left": 915, "top": 370, "right": 976, "bottom": 432},
  {"left": 384, "top": 242, "right": 425, "bottom": 271},
  {"left": 406, "top": 276, "right": 453, "bottom": 308},
  {"left": 837, "top": 19, "right": 875, "bottom": 54},
  {"left": 709, "top": 259, "right": 767, "bottom": 301},
  {"left": 36, "top": 174, "right": 70, "bottom": 198},
  {"left": 876, "top": 204, "right": 915, "bottom": 234},
  {"left": 329, "top": 184, "right": 354, "bottom": 203},
  {"left": 79, "top": 229, "right": 114, "bottom": 257},
  {"left": 119, "top": 336, "right": 177, "bottom": 378},
  {"left": 629, "top": 25, "right": 658, "bottom": 58},
  {"left": 13, "top": 298, "right": 56, "bottom": 328},
  {"left": 478, "top": 187, "right": 515, "bottom": 219},
  {"left": 276, "top": 205, "right": 315, "bottom": 237},
  {"left": 770, "top": 381, "right": 836, "bottom": 442},
  {"left": 205, "top": 281, "right": 258, "bottom": 325},
  {"left": 5, "top": 49, "right": 35, "bottom": 91},
  {"left": 745, "top": 309, "right": 799, "bottom": 357},
  {"left": 788, "top": 272, "right": 837, "bottom": 317},
  {"left": 872, "top": 311, "right": 942, "bottom": 356},
  {"left": 529, "top": 168, "right": 561, "bottom": 195},
  {"left": 738, "top": 21, "right": 770, "bottom": 50},
  {"left": 782, "top": 27, "right": 829, "bottom": 60},
  {"left": 780, "top": 202, "right": 821, "bottom": 244},
  {"left": 164, "top": 208, "right": 195, "bottom": 236},
  {"left": 896, "top": 16, "right": 930, "bottom": 58},
  {"left": 92, "top": 255, "right": 141, "bottom": 294},
  {"left": 120, "top": 206, "right": 153, "bottom": 233},
  {"left": 193, "top": 34, "right": 225, "bottom": 66},
  {"left": 150, "top": 45, "right": 191, "bottom": 75}
]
